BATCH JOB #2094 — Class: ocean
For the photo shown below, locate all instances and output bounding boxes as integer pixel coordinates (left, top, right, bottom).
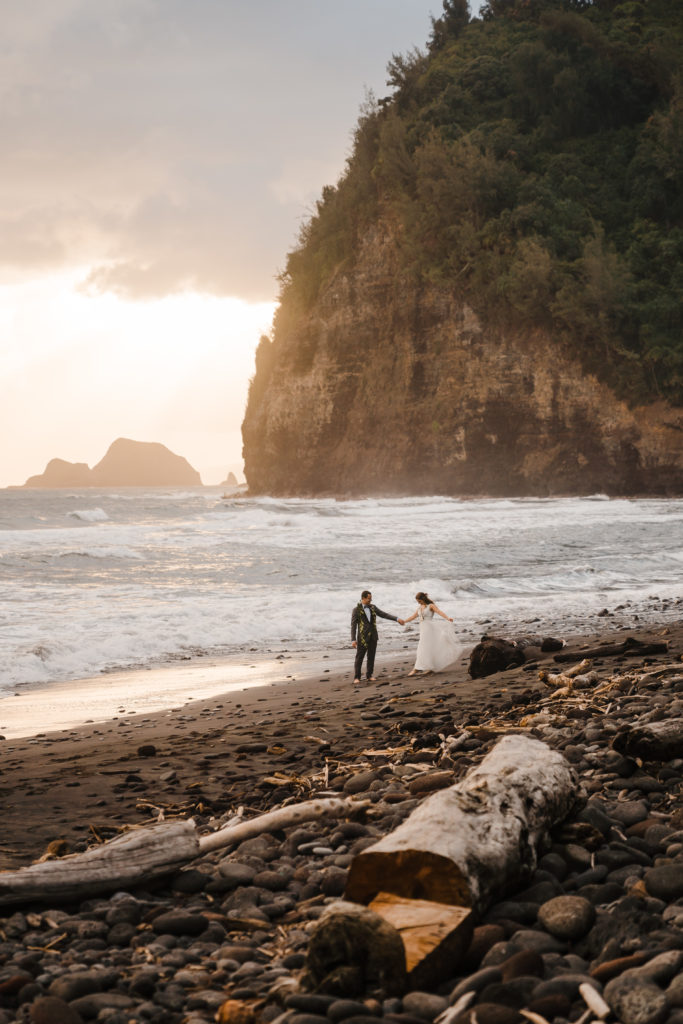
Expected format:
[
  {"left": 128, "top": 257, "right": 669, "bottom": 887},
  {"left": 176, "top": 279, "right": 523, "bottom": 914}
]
[{"left": 1, "top": 488, "right": 682, "bottom": 697}]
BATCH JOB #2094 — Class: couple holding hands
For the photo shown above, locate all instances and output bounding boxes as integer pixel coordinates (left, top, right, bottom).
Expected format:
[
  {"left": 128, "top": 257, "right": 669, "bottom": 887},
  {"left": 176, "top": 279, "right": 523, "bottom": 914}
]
[{"left": 350, "top": 588, "right": 463, "bottom": 684}]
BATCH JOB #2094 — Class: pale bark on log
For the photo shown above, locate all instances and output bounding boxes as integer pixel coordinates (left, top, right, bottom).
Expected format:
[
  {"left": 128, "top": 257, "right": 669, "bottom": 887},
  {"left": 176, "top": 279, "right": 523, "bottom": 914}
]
[
  {"left": 345, "top": 735, "right": 578, "bottom": 915},
  {"left": 0, "top": 797, "right": 364, "bottom": 909},
  {"left": 612, "top": 718, "right": 683, "bottom": 761},
  {"left": 0, "top": 820, "right": 199, "bottom": 909}
]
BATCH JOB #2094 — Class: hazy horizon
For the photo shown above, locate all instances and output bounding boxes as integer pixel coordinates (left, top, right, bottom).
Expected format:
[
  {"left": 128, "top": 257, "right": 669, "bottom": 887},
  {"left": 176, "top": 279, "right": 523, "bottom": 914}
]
[{"left": 1, "top": 2, "right": 485, "bottom": 490}]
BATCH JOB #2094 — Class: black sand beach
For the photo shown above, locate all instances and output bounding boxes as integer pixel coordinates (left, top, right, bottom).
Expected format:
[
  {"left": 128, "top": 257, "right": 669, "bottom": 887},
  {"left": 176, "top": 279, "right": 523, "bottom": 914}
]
[{"left": 0, "top": 622, "right": 682, "bottom": 1024}]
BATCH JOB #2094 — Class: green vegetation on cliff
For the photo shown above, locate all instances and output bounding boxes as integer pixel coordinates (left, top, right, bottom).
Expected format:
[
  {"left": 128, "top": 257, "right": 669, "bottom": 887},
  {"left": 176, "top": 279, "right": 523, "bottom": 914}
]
[{"left": 278, "top": 0, "right": 683, "bottom": 403}]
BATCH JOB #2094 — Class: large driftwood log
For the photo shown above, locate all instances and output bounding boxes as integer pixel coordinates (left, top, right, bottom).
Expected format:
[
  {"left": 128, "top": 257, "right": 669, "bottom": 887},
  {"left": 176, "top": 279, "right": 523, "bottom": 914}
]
[
  {"left": 345, "top": 734, "right": 578, "bottom": 915},
  {"left": 0, "top": 820, "right": 199, "bottom": 909},
  {"left": 612, "top": 718, "right": 683, "bottom": 761},
  {"left": 554, "top": 636, "right": 668, "bottom": 663},
  {"left": 0, "top": 797, "right": 364, "bottom": 909}
]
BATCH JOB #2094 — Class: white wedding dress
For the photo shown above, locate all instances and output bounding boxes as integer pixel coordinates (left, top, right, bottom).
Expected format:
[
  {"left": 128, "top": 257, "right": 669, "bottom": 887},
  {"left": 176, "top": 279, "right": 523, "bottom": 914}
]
[{"left": 414, "top": 606, "right": 464, "bottom": 672}]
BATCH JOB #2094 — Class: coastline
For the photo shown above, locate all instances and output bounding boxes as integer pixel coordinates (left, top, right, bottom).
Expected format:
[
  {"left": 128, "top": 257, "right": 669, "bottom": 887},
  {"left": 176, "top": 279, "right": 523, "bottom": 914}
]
[
  {"left": 0, "top": 650, "right": 354, "bottom": 741},
  {"left": 1, "top": 619, "right": 682, "bottom": 1024},
  {"left": 1, "top": 619, "right": 679, "bottom": 871}
]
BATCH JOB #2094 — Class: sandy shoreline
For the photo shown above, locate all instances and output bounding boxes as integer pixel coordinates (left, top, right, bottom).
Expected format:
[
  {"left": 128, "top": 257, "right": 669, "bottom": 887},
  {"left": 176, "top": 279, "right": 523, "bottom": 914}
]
[
  {"left": 0, "top": 620, "right": 679, "bottom": 872},
  {"left": 0, "top": 650, "right": 353, "bottom": 741}
]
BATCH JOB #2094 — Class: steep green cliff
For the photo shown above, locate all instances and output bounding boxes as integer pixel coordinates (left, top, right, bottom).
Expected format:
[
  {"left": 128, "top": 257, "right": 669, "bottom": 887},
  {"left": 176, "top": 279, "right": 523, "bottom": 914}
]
[{"left": 242, "top": 0, "right": 683, "bottom": 496}]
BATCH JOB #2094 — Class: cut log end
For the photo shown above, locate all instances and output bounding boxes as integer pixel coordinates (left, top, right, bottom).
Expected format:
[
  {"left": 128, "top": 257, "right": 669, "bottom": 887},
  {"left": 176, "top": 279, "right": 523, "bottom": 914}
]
[
  {"left": 369, "top": 892, "right": 473, "bottom": 990},
  {"left": 345, "top": 849, "right": 472, "bottom": 907}
]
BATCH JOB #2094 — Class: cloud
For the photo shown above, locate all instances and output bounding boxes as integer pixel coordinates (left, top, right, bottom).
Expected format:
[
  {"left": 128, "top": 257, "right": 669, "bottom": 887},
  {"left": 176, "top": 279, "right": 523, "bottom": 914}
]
[{"left": 0, "top": 0, "right": 438, "bottom": 301}]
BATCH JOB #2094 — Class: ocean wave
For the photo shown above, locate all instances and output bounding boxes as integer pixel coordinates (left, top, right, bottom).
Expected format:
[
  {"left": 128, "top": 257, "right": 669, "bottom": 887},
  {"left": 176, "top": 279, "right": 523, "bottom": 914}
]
[
  {"left": 2, "top": 492, "right": 683, "bottom": 692},
  {"left": 67, "top": 508, "right": 109, "bottom": 522},
  {"left": 56, "top": 545, "right": 143, "bottom": 561}
]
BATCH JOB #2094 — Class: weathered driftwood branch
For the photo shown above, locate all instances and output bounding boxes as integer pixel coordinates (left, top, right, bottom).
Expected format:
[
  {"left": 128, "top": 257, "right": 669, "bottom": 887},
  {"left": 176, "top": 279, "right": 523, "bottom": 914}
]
[
  {"left": 554, "top": 636, "right": 668, "bottom": 663},
  {"left": 0, "top": 820, "right": 199, "bottom": 909},
  {"left": 0, "top": 797, "right": 364, "bottom": 909},
  {"left": 612, "top": 718, "right": 683, "bottom": 761},
  {"left": 345, "top": 734, "right": 578, "bottom": 915},
  {"left": 197, "top": 797, "right": 366, "bottom": 854}
]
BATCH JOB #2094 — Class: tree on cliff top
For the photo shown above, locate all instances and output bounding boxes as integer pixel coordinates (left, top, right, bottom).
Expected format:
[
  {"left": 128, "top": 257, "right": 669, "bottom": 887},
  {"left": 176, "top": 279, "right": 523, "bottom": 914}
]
[{"left": 277, "top": 0, "right": 683, "bottom": 405}]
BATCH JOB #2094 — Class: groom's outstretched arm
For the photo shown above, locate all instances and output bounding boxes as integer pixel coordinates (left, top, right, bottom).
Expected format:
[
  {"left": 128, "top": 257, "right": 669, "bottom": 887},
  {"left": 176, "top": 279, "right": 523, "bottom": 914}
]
[
  {"left": 374, "top": 606, "right": 406, "bottom": 626},
  {"left": 351, "top": 606, "right": 360, "bottom": 641}
]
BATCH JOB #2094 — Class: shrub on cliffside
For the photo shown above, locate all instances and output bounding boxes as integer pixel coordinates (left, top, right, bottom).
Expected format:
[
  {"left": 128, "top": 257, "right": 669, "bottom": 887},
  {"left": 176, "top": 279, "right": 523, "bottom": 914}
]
[{"left": 277, "top": 0, "right": 683, "bottom": 404}]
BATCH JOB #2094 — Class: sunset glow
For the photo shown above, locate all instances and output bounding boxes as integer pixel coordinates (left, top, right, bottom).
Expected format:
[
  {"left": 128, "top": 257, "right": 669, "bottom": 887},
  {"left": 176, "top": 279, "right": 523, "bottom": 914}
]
[
  {"left": 0, "top": 271, "right": 275, "bottom": 487},
  {"left": 1, "top": 1, "right": 442, "bottom": 489}
]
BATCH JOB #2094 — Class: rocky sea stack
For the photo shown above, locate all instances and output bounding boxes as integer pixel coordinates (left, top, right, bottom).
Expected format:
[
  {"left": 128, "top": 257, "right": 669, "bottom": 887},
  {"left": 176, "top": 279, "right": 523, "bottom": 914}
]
[
  {"left": 23, "top": 438, "right": 202, "bottom": 487},
  {"left": 242, "top": 0, "right": 683, "bottom": 498}
]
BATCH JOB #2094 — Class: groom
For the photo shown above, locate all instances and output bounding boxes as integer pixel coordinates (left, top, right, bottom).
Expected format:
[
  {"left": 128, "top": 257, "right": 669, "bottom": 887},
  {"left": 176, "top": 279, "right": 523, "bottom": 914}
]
[{"left": 351, "top": 590, "right": 404, "bottom": 684}]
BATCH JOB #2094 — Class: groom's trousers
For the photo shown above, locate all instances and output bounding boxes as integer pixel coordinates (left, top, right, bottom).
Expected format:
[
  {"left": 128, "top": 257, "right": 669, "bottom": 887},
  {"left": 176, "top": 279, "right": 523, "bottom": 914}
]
[{"left": 354, "top": 638, "right": 377, "bottom": 680}]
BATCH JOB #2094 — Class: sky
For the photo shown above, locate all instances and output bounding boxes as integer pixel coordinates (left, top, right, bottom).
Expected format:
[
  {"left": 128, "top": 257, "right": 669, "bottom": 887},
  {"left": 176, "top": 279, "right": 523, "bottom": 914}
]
[{"left": 0, "top": 0, "right": 476, "bottom": 488}]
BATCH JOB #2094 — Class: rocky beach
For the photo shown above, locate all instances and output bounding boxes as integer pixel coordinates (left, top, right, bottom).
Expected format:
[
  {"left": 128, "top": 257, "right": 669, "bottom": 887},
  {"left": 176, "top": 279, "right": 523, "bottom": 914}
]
[{"left": 1, "top": 622, "right": 682, "bottom": 1024}]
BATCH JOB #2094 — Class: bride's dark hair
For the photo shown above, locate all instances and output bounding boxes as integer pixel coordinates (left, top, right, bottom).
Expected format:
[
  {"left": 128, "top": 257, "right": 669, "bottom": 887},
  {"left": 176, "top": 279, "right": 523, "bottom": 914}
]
[{"left": 415, "top": 591, "right": 431, "bottom": 605}]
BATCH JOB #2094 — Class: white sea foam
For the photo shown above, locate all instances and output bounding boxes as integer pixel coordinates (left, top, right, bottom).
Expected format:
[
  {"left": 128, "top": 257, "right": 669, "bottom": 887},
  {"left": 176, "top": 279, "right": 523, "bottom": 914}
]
[
  {"left": 67, "top": 507, "right": 109, "bottom": 522},
  {"left": 1, "top": 489, "right": 682, "bottom": 695}
]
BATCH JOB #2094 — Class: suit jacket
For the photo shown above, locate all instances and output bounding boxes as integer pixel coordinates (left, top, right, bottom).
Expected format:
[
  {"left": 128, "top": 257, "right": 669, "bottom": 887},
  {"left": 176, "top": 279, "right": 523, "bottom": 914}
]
[{"left": 351, "top": 603, "right": 398, "bottom": 644}]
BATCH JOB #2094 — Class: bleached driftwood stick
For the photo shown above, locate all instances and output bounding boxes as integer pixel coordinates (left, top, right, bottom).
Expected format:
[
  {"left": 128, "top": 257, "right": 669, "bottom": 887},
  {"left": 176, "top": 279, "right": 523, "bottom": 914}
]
[
  {"left": 197, "top": 797, "right": 366, "bottom": 853},
  {"left": 0, "top": 797, "right": 364, "bottom": 909},
  {"left": 345, "top": 734, "right": 578, "bottom": 915}
]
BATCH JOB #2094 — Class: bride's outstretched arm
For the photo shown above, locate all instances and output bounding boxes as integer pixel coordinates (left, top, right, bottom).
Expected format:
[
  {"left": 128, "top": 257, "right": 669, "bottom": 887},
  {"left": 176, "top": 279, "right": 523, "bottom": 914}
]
[
  {"left": 402, "top": 609, "right": 419, "bottom": 623},
  {"left": 430, "top": 603, "right": 454, "bottom": 622}
]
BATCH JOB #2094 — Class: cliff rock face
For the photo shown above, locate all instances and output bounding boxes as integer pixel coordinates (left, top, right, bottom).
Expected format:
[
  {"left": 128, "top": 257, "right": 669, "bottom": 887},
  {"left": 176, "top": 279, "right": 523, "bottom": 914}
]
[
  {"left": 242, "top": 227, "right": 683, "bottom": 497},
  {"left": 23, "top": 439, "right": 201, "bottom": 487}
]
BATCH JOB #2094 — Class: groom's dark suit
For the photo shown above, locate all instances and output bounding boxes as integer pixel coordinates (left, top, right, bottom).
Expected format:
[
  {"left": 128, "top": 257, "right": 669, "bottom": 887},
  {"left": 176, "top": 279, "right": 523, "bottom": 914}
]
[{"left": 351, "top": 601, "right": 399, "bottom": 681}]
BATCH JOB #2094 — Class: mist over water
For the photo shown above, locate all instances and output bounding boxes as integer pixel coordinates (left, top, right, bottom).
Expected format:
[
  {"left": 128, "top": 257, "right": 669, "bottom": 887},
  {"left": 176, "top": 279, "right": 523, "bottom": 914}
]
[{"left": 1, "top": 488, "right": 682, "bottom": 695}]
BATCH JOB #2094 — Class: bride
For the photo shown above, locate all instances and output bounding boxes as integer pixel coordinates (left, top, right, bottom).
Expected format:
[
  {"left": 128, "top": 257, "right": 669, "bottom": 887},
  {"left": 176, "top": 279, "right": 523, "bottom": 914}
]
[{"left": 403, "top": 591, "right": 463, "bottom": 676}]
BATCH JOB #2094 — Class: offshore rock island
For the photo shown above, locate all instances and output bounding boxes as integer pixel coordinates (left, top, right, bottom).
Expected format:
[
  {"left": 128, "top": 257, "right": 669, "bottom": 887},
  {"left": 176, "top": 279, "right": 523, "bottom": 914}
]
[
  {"left": 242, "top": 0, "right": 683, "bottom": 498},
  {"left": 22, "top": 438, "right": 202, "bottom": 488}
]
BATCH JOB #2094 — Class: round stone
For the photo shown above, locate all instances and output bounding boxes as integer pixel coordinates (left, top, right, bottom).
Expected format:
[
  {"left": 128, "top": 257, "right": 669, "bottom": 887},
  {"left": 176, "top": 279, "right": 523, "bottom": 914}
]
[
  {"left": 321, "top": 866, "right": 349, "bottom": 897},
  {"left": 508, "top": 929, "right": 565, "bottom": 955},
  {"left": 604, "top": 976, "right": 669, "bottom": 1024},
  {"left": 464, "top": 925, "right": 506, "bottom": 970},
  {"left": 327, "top": 1000, "right": 378, "bottom": 1022},
  {"left": 29, "top": 996, "right": 84, "bottom": 1024},
  {"left": 217, "top": 862, "right": 257, "bottom": 887},
  {"left": 609, "top": 801, "right": 649, "bottom": 827},
  {"left": 343, "top": 771, "right": 380, "bottom": 795},
  {"left": 402, "top": 991, "right": 448, "bottom": 1020},
  {"left": 151, "top": 911, "right": 208, "bottom": 936},
  {"left": 499, "top": 950, "right": 544, "bottom": 981},
  {"left": 458, "top": 1003, "right": 522, "bottom": 1024},
  {"left": 532, "top": 974, "right": 600, "bottom": 1002},
  {"left": 643, "top": 865, "right": 683, "bottom": 901},
  {"left": 537, "top": 895, "right": 596, "bottom": 941}
]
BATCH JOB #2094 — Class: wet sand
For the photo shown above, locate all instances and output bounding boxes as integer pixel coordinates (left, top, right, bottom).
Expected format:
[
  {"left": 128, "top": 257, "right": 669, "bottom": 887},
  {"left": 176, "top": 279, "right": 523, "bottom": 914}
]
[
  {"left": 0, "top": 621, "right": 680, "bottom": 871},
  {"left": 0, "top": 650, "right": 352, "bottom": 741}
]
